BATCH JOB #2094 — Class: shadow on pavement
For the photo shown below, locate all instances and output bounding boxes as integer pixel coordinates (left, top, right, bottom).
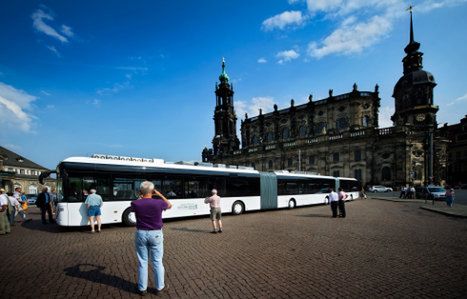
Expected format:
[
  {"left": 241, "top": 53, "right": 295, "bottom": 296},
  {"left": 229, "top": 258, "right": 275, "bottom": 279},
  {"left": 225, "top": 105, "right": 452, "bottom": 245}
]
[
  {"left": 170, "top": 227, "right": 209, "bottom": 233},
  {"left": 64, "top": 264, "right": 139, "bottom": 294}
]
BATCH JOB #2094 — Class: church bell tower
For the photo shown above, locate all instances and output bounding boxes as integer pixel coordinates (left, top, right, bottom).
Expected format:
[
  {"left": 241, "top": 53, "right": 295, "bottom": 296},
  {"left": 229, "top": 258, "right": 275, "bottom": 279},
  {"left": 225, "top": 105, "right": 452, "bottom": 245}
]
[
  {"left": 392, "top": 8, "right": 438, "bottom": 129},
  {"left": 211, "top": 58, "right": 240, "bottom": 157}
]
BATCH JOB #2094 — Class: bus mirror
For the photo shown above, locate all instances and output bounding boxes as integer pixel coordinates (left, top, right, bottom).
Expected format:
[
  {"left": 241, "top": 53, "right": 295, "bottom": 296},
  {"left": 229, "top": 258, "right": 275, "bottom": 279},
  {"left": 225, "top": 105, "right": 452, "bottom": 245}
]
[{"left": 39, "top": 170, "right": 56, "bottom": 185}]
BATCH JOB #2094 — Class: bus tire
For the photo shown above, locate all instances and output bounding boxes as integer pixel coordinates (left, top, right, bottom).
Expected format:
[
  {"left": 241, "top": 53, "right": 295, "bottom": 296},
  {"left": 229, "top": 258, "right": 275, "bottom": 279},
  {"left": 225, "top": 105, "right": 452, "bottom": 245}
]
[
  {"left": 288, "top": 199, "right": 296, "bottom": 209},
  {"left": 232, "top": 201, "right": 245, "bottom": 215},
  {"left": 122, "top": 208, "right": 136, "bottom": 226}
]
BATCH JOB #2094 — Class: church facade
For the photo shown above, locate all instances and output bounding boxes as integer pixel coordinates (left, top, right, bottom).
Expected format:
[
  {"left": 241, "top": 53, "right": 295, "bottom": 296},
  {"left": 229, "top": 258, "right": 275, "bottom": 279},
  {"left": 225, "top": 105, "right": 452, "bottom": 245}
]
[{"left": 202, "top": 13, "right": 447, "bottom": 187}]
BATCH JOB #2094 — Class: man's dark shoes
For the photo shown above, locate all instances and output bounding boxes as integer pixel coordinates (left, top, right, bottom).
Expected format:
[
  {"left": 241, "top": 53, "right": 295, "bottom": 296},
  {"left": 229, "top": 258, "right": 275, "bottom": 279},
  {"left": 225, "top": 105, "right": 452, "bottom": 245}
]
[
  {"left": 137, "top": 289, "right": 147, "bottom": 296},
  {"left": 211, "top": 230, "right": 217, "bottom": 234},
  {"left": 218, "top": 229, "right": 223, "bottom": 233}
]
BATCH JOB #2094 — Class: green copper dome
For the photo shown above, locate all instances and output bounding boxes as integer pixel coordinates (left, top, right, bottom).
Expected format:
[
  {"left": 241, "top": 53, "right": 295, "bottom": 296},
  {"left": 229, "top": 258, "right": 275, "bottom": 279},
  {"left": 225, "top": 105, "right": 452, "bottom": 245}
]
[{"left": 219, "top": 58, "right": 229, "bottom": 82}]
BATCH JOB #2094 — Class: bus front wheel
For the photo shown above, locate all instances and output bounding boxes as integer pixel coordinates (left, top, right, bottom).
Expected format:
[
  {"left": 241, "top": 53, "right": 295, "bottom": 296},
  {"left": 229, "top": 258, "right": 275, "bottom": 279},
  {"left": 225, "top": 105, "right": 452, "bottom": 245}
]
[
  {"left": 288, "top": 199, "right": 296, "bottom": 209},
  {"left": 232, "top": 201, "right": 245, "bottom": 215},
  {"left": 122, "top": 208, "right": 137, "bottom": 226}
]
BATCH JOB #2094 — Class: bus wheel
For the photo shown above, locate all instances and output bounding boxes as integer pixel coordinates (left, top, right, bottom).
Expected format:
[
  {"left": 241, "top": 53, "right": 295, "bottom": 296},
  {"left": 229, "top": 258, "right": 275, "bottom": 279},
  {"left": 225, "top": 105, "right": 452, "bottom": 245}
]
[
  {"left": 288, "top": 199, "right": 296, "bottom": 209},
  {"left": 232, "top": 201, "right": 245, "bottom": 215},
  {"left": 122, "top": 208, "right": 137, "bottom": 226}
]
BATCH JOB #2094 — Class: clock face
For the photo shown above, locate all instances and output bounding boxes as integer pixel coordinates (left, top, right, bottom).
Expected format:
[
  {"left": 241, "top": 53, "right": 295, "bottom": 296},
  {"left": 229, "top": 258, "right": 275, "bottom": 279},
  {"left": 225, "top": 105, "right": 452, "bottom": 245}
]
[{"left": 416, "top": 114, "right": 425, "bottom": 122}]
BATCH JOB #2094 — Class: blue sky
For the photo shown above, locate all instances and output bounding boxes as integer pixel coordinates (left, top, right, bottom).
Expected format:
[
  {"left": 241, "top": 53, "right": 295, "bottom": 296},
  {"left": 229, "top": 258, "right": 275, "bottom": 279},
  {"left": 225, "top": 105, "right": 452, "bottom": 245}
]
[{"left": 1, "top": 0, "right": 466, "bottom": 169}]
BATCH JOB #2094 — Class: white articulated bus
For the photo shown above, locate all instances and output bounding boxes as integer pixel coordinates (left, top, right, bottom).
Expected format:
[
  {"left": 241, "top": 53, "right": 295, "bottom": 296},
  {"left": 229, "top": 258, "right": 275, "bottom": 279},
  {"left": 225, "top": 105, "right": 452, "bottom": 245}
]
[{"left": 40, "top": 155, "right": 361, "bottom": 227}]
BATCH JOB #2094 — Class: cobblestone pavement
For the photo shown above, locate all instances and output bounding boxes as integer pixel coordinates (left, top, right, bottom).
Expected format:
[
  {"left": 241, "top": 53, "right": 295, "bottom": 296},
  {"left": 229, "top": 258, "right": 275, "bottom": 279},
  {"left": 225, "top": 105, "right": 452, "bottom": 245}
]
[{"left": 1, "top": 200, "right": 467, "bottom": 298}]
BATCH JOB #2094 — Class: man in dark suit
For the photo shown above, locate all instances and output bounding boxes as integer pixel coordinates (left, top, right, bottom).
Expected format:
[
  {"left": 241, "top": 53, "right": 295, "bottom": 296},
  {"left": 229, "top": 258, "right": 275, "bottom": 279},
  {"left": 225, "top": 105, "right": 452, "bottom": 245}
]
[{"left": 37, "top": 187, "right": 54, "bottom": 224}]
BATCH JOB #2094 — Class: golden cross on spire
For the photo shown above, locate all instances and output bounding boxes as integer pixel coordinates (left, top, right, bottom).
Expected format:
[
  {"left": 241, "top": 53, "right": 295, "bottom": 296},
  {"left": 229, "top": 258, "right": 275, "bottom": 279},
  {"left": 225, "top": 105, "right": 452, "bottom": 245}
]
[{"left": 407, "top": 4, "right": 413, "bottom": 13}]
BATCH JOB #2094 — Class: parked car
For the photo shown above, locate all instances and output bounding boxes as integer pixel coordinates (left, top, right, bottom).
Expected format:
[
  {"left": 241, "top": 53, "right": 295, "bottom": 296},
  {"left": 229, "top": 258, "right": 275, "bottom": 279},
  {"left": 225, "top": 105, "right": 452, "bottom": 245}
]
[
  {"left": 368, "top": 185, "right": 393, "bottom": 192},
  {"left": 26, "top": 194, "right": 38, "bottom": 205},
  {"left": 418, "top": 185, "right": 446, "bottom": 201}
]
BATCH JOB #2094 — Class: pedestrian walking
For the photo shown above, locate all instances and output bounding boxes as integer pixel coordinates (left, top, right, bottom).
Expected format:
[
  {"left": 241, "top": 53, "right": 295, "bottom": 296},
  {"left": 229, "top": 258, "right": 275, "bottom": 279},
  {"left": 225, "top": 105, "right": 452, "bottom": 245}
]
[
  {"left": 16, "top": 192, "right": 29, "bottom": 222},
  {"left": 328, "top": 188, "right": 339, "bottom": 218},
  {"left": 400, "top": 186, "right": 407, "bottom": 199},
  {"left": 409, "top": 186, "right": 416, "bottom": 199},
  {"left": 36, "top": 187, "right": 55, "bottom": 224},
  {"left": 7, "top": 192, "right": 20, "bottom": 226},
  {"left": 84, "top": 188, "right": 103, "bottom": 233},
  {"left": 204, "top": 189, "right": 223, "bottom": 233},
  {"left": 445, "top": 187, "right": 455, "bottom": 207},
  {"left": 131, "top": 181, "right": 172, "bottom": 296},
  {"left": 0, "top": 188, "right": 11, "bottom": 235},
  {"left": 338, "top": 187, "right": 347, "bottom": 218}
]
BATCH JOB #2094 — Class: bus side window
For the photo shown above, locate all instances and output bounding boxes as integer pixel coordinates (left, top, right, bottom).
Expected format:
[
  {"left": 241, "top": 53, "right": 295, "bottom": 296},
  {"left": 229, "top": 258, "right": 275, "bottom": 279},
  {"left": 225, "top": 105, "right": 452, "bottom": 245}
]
[
  {"left": 113, "top": 178, "right": 137, "bottom": 200},
  {"left": 67, "top": 177, "right": 83, "bottom": 202},
  {"left": 162, "top": 179, "right": 183, "bottom": 199}
]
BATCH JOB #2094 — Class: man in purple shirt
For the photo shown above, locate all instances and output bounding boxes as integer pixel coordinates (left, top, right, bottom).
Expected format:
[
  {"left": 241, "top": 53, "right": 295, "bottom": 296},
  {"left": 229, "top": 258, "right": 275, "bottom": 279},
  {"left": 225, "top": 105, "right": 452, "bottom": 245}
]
[{"left": 131, "top": 181, "right": 172, "bottom": 296}]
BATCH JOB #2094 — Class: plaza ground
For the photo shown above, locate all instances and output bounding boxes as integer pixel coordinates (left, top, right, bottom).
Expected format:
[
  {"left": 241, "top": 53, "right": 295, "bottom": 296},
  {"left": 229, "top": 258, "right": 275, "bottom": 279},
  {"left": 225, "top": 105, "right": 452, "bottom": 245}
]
[{"left": 1, "top": 199, "right": 466, "bottom": 298}]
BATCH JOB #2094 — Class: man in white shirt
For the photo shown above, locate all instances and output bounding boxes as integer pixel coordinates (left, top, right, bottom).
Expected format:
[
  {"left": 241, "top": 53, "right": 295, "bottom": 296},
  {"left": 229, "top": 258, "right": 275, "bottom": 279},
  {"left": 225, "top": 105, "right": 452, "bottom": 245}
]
[
  {"left": 7, "top": 193, "right": 20, "bottom": 225},
  {"left": 328, "top": 188, "right": 339, "bottom": 218},
  {"left": 0, "top": 188, "right": 11, "bottom": 235},
  {"left": 204, "top": 189, "right": 222, "bottom": 233}
]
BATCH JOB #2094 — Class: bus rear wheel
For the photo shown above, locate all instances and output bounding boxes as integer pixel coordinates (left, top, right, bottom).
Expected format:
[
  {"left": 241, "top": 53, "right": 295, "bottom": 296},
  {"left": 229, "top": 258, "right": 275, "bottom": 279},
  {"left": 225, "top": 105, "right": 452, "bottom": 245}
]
[
  {"left": 288, "top": 199, "right": 296, "bottom": 209},
  {"left": 232, "top": 201, "right": 245, "bottom": 215},
  {"left": 122, "top": 208, "right": 136, "bottom": 226}
]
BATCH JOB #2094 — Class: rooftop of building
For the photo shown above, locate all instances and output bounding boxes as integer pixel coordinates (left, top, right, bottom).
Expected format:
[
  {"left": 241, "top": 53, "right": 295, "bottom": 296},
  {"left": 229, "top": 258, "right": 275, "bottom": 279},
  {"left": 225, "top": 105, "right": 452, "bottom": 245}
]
[{"left": 0, "top": 146, "right": 48, "bottom": 170}]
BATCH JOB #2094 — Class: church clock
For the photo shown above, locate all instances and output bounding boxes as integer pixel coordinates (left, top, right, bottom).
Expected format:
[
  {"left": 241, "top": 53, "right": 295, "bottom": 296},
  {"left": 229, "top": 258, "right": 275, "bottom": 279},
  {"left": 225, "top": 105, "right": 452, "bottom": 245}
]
[{"left": 416, "top": 113, "right": 426, "bottom": 122}]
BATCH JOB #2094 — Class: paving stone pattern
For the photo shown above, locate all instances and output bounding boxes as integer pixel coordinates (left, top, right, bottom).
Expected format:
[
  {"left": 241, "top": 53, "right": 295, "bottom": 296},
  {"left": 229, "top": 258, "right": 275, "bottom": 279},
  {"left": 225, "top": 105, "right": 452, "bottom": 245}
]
[{"left": 1, "top": 200, "right": 466, "bottom": 298}]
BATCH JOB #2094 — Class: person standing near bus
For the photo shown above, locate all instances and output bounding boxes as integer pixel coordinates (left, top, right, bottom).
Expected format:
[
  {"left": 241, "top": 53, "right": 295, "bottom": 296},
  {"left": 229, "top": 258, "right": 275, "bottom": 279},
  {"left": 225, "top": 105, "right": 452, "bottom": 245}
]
[
  {"left": 204, "top": 189, "right": 222, "bottom": 233},
  {"left": 338, "top": 187, "right": 348, "bottom": 218},
  {"left": 36, "top": 187, "right": 55, "bottom": 224},
  {"left": 0, "top": 188, "right": 11, "bottom": 235},
  {"left": 328, "top": 188, "right": 339, "bottom": 218},
  {"left": 85, "top": 188, "right": 103, "bottom": 233},
  {"left": 131, "top": 181, "right": 172, "bottom": 296}
]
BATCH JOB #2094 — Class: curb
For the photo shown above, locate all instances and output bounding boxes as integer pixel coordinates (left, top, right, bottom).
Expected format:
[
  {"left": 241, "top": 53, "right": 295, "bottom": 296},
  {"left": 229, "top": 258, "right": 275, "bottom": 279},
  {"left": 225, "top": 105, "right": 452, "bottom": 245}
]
[
  {"left": 419, "top": 206, "right": 467, "bottom": 219},
  {"left": 370, "top": 197, "right": 426, "bottom": 203}
]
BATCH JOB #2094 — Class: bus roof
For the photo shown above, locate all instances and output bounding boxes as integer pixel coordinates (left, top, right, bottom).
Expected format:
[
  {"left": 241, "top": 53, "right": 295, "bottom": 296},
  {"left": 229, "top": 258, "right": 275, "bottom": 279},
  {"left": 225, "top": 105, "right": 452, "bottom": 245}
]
[
  {"left": 61, "top": 156, "right": 261, "bottom": 175},
  {"left": 337, "top": 177, "right": 358, "bottom": 181},
  {"left": 274, "top": 171, "right": 335, "bottom": 180}
]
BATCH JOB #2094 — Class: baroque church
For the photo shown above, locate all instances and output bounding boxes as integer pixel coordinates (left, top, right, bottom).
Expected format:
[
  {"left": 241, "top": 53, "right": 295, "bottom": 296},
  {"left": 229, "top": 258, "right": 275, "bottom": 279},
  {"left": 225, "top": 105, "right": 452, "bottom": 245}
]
[{"left": 202, "top": 12, "right": 447, "bottom": 187}]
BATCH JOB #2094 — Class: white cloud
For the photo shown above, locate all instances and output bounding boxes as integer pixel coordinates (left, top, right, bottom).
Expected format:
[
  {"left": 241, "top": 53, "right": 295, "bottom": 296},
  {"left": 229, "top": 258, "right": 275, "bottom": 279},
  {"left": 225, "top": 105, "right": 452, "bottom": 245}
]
[
  {"left": 378, "top": 105, "right": 394, "bottom": 128},
  {"left": 308, "top": 15, "right": 392, "bottom": 58},
  {"left": 32, "top": 8, "right": 71, "bottom": 43},
  {"left": 447, "top": 92, "right": 467, "bottom": 106},
  {"left": 276, "top": 49, "right": 300, "bottom": 64},
  {"left": 262, "top": 10, "right": 305, "bottom": 31},
  {"left": 60, "top": 25, "right": 74, "bottom": 37},
  {"left": 86, "top": 99, "right": 101, "bottom": 107},
  {"left": 257, "top": 57, "right": 268, "bottom": 64},
  {"left": 46, "top": 45, "right": 61, "bottom": 57},
  {"left": 302, "top": 0, "right": 467, "bottom": 58},
  {"left": 236, "top": 97, "right": 276, "bottom": 119},
  {"left": 40, "top": 90, "right": 51, "bottom": 96},
  {"left": 96, "top": 81, "right": 131, "bottom": 96},
  {"left": 0, "top": 82, "right": 37, "bottom": 132}
]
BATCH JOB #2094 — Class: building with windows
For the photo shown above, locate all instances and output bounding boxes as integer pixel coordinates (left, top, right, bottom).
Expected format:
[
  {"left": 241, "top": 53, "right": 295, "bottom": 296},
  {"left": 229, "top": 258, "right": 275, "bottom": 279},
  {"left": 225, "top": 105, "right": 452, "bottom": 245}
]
[
  {"left": 439, "top": 115, "right": 467, "bottom": 186},
  {"left": 202, "top": 12, "right": 448, "bottom": 187},
  {"left": 0, "top": 146, "right": 55, "bottom": 194}
]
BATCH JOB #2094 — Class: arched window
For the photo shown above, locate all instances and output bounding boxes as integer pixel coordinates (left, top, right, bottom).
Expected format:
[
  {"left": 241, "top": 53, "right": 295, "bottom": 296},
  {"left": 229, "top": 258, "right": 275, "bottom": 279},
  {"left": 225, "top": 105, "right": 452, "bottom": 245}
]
[
  {"left": 336, "top": 117, "right": 349, "bottom": 130},
  {"left": 282, "top": 127, "right": 290, "bottom": 139},
  {"left": 382, "top": 166, "right": 391, "bottom": 181},
  {"left": 314, "top": 122, "right": 326, "bottom": 135},
  {"left": 268, "top": 160, "right": 273, "bottom": 169},
  {"left": 251, "top": 135, "right": 258, "bottom": 145},
  {"left": 362, "top": 115, "right": 370, "bottom": 127},
  {"left": 265, "top": 131, "right": 274, "bottom": 142},
  {"left": 298, "top": 126, "right": 307, "bottom": 137}
]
